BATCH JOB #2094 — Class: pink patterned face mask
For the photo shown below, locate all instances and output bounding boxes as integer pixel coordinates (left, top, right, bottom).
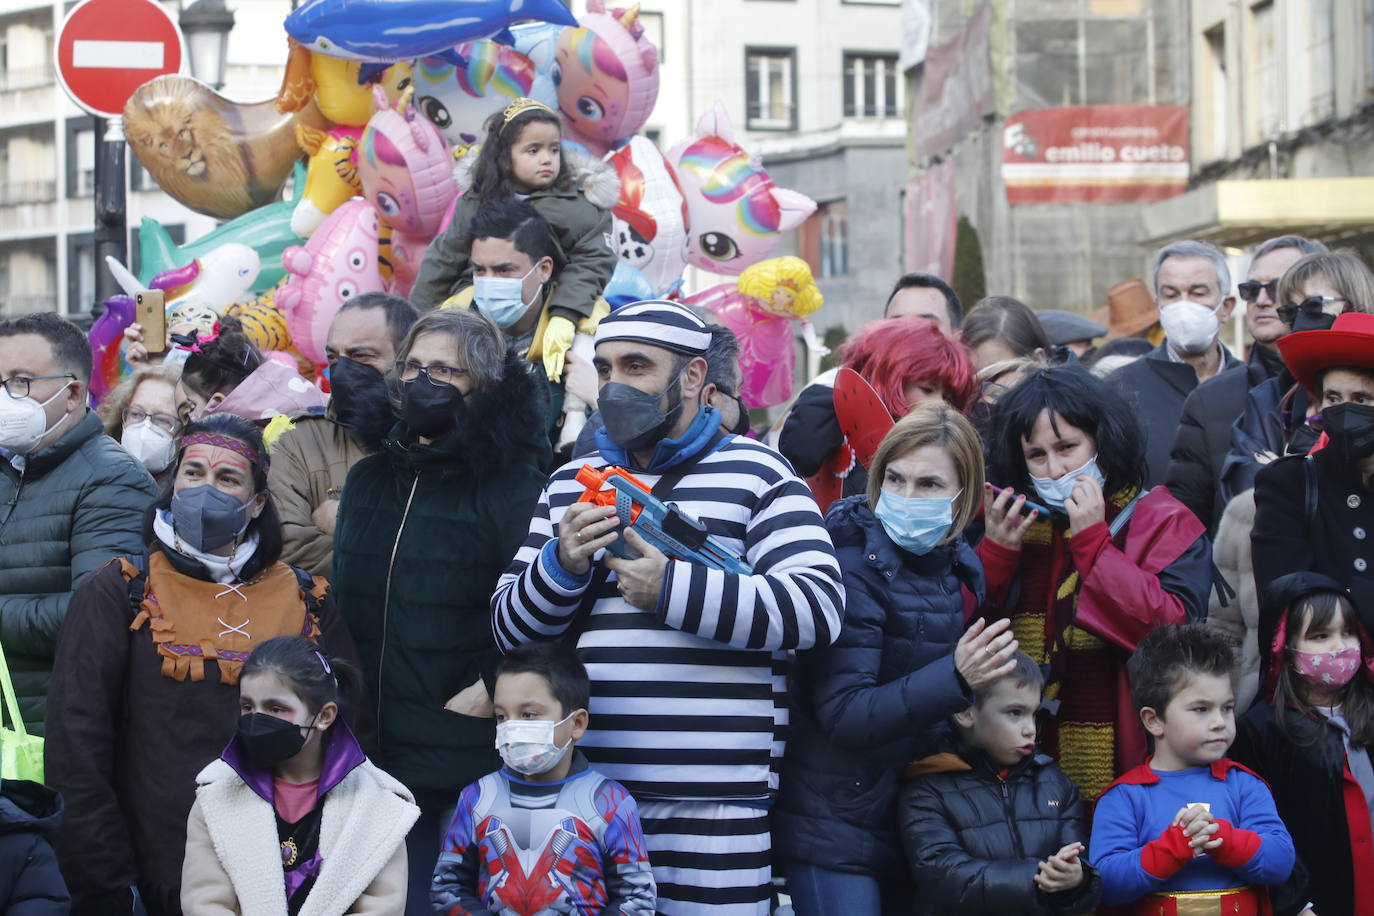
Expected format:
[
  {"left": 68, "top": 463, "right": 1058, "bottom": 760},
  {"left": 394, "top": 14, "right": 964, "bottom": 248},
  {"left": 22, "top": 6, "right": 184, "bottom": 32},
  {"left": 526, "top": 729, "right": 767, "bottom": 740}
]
[{"left": 1290, "top": 646, "right": 1362, "bottom": 690}]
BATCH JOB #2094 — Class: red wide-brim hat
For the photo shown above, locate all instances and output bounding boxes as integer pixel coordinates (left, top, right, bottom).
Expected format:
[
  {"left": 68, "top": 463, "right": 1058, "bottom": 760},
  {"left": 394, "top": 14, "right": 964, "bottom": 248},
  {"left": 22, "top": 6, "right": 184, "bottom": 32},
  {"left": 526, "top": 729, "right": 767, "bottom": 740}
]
[{"left": 1277, "top": 312, "right": 1374, "bottom": 395}]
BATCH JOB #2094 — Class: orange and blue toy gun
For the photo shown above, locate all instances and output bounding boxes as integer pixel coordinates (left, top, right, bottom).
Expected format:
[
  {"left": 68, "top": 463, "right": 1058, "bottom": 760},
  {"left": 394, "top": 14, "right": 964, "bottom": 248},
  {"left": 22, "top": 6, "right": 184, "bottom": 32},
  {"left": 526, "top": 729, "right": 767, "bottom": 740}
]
[{"left": 574, "top": 465, "right": 754, "bottom": 575}]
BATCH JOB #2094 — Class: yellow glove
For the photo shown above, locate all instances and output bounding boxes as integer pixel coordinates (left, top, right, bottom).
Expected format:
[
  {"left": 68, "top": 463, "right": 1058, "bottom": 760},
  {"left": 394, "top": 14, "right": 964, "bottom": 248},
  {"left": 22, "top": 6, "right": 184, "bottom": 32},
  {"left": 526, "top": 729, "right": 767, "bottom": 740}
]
[{"left": 542, "top": 316, "right": 577, "bottom": 382}]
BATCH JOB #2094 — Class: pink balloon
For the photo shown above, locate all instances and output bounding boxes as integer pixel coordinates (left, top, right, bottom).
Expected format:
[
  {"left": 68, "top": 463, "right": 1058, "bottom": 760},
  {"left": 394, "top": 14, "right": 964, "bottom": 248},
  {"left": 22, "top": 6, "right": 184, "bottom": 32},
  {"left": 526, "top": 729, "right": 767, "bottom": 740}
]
[
  {"left": 276, "top": 198, "right": 386, "bottom": 365},
  {"left": 706, "top": 291, "right": 798, "bottom": 409},
  {"left": 555, "top": 0, "right": 659, "bottom": 157}
]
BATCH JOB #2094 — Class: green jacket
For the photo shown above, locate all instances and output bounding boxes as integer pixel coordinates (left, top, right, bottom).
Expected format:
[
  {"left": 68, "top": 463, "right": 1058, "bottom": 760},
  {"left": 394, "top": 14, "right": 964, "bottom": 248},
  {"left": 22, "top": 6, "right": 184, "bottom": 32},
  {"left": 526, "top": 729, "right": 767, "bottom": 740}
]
[
  {"left": 409, "top": 156, "right": 618, "bottom": 319},
  {"left": 331, "top": 353, "right": 550, "bottom": 793},
  {"left": 0, "top": 411, "right": 156, "bottom": 735}
]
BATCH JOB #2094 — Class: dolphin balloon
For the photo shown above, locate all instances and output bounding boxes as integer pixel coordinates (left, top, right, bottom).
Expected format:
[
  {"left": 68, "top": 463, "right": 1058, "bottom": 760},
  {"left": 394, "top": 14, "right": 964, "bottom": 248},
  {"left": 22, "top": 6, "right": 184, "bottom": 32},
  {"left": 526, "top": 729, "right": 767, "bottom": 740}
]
[{"left": 284, "top": 0, "right": 577, "bottom": 63}]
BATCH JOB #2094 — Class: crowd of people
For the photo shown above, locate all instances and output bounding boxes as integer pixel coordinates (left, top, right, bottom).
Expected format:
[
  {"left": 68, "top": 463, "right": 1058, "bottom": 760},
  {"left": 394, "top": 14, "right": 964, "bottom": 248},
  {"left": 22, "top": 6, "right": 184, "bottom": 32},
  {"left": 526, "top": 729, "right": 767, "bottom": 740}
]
[{"left": 0, "top": 97, "right": 1371, "bottom": 916}]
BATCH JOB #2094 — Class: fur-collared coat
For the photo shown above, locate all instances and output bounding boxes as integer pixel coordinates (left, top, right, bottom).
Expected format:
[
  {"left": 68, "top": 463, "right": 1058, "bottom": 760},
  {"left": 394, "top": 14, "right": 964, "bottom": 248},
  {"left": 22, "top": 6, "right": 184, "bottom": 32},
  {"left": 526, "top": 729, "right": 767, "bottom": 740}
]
[
  {"left": 181, "top": 758, "right": 416, "bottom": 915},
  {"left": 331, "top": 350, "right": 550, "bottom": 794},
  {"left": 1209, "top": 489, "right": 1262, "bottom": 712}
]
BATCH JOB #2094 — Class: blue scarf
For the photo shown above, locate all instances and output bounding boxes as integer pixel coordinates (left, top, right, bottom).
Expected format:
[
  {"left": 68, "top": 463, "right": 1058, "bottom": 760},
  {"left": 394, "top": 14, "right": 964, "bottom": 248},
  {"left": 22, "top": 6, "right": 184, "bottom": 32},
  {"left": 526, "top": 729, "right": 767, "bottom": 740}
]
[{"left": 595, "top": 405, "right": 724, "bottom": 472}]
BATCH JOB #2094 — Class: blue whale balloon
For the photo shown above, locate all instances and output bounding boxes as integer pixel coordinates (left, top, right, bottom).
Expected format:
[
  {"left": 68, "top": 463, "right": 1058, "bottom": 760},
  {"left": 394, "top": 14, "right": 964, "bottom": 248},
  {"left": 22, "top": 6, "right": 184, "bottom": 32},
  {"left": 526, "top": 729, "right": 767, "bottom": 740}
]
[{"left": 285, "top": 0, "right": 577, "bottom": 63}]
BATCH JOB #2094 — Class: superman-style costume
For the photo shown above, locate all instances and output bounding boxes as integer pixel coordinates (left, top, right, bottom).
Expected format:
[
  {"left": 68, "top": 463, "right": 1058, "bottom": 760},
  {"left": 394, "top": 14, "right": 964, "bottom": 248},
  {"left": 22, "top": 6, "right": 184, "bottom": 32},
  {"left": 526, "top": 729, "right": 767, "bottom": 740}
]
[
  {"left": 432, "top": 752, "right": 656, "bottom": 915},
  {"left": 1090, "top": 758, "right": 1295, "bottom": 914}
]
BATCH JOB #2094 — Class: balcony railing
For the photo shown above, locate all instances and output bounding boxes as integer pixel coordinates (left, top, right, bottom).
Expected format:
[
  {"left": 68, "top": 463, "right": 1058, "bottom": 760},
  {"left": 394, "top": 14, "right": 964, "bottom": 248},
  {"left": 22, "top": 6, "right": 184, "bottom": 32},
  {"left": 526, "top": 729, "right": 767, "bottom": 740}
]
[
  {"left": 0, "top": 67, "right": 54, "bottom": 92},
  {"left": 0, "top": 180, "right": 56, "bottom": 205}
]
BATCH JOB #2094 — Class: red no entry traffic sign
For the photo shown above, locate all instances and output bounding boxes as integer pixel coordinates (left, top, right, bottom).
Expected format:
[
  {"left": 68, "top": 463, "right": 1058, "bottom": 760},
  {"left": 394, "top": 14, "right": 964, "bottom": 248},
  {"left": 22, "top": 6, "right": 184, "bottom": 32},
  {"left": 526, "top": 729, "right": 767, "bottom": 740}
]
[{"left": 55, "top": 0, "right": 185, "bottom": 118}]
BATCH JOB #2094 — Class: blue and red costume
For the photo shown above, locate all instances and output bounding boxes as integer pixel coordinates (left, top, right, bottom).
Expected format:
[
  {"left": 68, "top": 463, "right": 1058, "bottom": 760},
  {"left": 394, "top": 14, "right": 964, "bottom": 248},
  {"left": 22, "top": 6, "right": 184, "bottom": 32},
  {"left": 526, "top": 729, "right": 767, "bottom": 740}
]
[
  {"left": 432, "top": 752, "right": 656, "bottom": 915},
  {"left": 1089, "top": 758, "right": 1295, "bottom": 914}
]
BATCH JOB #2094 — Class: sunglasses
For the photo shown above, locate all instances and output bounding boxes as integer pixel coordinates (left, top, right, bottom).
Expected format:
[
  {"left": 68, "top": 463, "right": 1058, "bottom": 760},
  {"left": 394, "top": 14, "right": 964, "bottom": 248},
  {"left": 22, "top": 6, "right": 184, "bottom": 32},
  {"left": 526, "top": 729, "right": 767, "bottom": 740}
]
[
  {"left": 1238, "top": 279, "right": 1278, "bottom": 303},
  {"left": 1276, "top": 295, "right": 1349, "bottom": 326}
]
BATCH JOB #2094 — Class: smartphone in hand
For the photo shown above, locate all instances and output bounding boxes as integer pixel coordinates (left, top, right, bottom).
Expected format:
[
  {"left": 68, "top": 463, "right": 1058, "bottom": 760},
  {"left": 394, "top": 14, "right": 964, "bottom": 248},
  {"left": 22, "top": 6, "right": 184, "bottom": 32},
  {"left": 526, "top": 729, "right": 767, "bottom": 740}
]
[{"left": 135, "top": 291, "right": 166, "bottom": 355}]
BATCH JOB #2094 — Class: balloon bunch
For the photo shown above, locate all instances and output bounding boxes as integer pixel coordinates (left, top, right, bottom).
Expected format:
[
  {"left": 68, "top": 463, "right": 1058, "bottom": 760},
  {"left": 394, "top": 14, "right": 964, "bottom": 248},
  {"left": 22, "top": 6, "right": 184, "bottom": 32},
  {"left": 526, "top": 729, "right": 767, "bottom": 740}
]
[{"left": 91, "top": 0, "right": 824, "bottom": 408}]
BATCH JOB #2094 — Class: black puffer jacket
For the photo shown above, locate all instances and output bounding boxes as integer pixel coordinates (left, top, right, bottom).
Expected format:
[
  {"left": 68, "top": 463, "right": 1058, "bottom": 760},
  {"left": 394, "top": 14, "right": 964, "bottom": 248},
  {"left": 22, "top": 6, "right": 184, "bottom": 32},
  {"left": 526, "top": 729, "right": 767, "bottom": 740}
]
[
  {"left": 774, "top": 496, "right": 984, "bottom": 878},
  {"left": 899, "top": 734, "right": 1101, "bottom": 916},
  {"left": 1218, "top": 372, "right": 1317, "bottom": 506},
  {"left": 0, "top": 779, "right": 68, "bottom": 913},
  {"left": 333, "top": 352, "right": 550, "bottom": 795},
  {"left": 777, "top": 372, "right": 869, "bottom": 500},
  {"left": 1165, "top": 345, "right": 1284, "bottom": 532}
]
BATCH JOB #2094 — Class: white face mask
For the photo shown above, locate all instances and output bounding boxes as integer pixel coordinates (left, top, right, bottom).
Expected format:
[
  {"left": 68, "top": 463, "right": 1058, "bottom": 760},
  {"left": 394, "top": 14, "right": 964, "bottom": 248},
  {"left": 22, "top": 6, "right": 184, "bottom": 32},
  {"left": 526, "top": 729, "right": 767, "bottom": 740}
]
[
  {"left": 1030, "top": 454, "right": 1105, "bottom": 511},
  {"left": 495, "top": 712, "right": 575, "bottom": 776},
  {"left": 473, "top": 263, "right": 539, "bottom": 328},
  {"left": 1159, "top": 299, "right": 1222, "bottom": 355},
  {"left": 120, "top": 419, "right": 176, "bottom": 473},
  {"left": 0, "top": 383, "right": 71, "bottom": 455}
]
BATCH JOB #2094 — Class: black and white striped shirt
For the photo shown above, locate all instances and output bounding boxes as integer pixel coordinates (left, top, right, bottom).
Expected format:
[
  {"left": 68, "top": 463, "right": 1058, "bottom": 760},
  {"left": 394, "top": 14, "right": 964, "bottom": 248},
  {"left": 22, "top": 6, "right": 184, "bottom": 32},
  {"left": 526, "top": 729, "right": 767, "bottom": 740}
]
[{"left": 491, "top": 436, "right": 844, "bottom": 803}]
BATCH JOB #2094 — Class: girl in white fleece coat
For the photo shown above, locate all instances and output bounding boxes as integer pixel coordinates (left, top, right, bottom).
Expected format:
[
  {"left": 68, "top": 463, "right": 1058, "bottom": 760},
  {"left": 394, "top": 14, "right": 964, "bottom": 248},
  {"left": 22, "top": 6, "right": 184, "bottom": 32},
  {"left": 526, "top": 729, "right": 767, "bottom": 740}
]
[{"left": 181, "top": 636, "right": 419, "bottom": 915}]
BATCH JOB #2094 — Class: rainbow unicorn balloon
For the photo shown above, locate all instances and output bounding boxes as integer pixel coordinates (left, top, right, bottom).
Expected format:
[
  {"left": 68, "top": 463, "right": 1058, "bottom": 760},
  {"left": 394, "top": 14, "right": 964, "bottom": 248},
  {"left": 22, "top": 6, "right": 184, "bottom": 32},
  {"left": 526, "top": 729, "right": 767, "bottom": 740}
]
[
  {"left": 667, "top": 101, "right": 817, "bottom": 276},
  {"left": 554, "top": 0, "right": 658, "bottom": 157},
  {"left": 358, "top": 85, "right": 458, "bottom": 297},
  {"left": 413, "top": 39, "right": 544, "bottom": 147},
  {"left": 276, "top": 198, "right": 386, "bottom": 366}
]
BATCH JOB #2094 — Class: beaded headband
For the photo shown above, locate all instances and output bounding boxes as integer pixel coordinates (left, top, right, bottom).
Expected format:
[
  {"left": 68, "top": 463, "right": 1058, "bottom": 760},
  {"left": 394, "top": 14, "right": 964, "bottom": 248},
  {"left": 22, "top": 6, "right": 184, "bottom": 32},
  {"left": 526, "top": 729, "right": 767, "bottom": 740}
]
[
  {"left": 179, "top": 432, "right": 262, "bottom": 468},
  {"left": 501, "top": 97, "right": 555, "bottom": 130}
]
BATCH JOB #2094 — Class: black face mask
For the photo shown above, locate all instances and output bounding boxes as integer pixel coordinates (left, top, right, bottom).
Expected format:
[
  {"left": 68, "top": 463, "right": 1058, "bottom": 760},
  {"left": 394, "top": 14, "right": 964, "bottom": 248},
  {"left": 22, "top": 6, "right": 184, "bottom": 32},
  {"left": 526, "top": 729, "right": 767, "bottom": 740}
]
[
  {"left": 1322, "top": 402, "right": 1374, "bottom": 463},
  {"left": 329, "top": 357, "right": 394, "bottom": 450},
  {"left": 727, "top": 395, "right": 752, "bottom": 437},
  {"left": 599, "top": 370, "right": 684, "bottom": 452},
  {"left": 1292, "top": 309, "right": 1338, "bottom": 333},
  {"left": 401, "top": 378, "right": 464, "bottom": 439},
  {"left": 237, "top": 713, "right": 311, "bottom": 767}
]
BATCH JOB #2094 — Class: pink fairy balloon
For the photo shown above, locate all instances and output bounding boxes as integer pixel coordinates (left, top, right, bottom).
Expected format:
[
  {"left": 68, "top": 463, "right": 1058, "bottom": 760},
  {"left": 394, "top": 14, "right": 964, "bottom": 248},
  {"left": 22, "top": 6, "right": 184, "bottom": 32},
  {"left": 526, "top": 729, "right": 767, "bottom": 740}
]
[
  {"left": 554, "top": 0, "right": 659, "bottom": 157},
  {"left": 358, "top": 85, "right": 458, "bottom": 296},
  {"left": 667, "top": 101, "right": 817, "bottom": 276},
  {"left": 708, "top": 292, "right": 798, "bottom": 409},
  {"left": 276, "top": 198, "right": 386, "bottom": 366},
  {"left": 607, "top": 134, "right": 687, "bottom": 296}
]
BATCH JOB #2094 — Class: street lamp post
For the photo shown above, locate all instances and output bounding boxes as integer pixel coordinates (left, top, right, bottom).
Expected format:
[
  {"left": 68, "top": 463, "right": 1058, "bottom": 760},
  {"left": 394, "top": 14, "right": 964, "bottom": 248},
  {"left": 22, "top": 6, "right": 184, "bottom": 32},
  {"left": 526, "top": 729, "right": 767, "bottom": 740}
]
[{"left": 179, "top": 0, "right": 235, "bottom": 90}]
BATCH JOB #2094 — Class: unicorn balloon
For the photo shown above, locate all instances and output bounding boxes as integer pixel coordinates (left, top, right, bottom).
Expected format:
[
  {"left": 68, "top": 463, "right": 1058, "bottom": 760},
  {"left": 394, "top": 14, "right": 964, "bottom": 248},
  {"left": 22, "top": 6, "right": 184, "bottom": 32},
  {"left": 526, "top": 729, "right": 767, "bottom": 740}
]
[
  {"left": 357, "top": 85, "right": 458, "bottom": 296},
  {"left": 276, "top": 198, "right": 386, "bottom": 365},
  {"left": 667, "top": 101, "right": 817, "bottom": 276},
  {"left": 413, "top": 39, "right": 544, "bottom": 147},
  {"left": 607, "top": 135, "right": 687, "bottom": 296},
  {"left": 553, "top": 0, "right": 659, "bottom": 157}
]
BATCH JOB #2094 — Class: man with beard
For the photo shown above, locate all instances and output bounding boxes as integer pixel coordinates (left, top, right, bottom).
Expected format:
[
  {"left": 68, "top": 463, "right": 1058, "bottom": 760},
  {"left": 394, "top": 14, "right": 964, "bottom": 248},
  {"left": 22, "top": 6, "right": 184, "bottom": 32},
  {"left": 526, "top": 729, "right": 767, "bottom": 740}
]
[
  {"left": 493, "top": 301, "right": 844, "bottom": 915},
  {"left": 269, "top": 293, "right": 418, "bottom": 575}
]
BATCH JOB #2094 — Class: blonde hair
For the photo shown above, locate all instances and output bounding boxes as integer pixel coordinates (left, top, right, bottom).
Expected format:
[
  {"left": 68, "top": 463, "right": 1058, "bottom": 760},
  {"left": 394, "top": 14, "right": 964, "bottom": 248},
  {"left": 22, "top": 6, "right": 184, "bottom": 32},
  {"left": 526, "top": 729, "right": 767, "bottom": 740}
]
[
  {"left": 97, "top": 365, "right": 182, "bottom": 437},
  {"left": 975, "top": 355, "right": 1047, "bottom": 386},
  {"left": 737, "top": 257, "right": 823, "bottom": 317},
  {"left": 866, "top": 405, "right": 985, "bottom": 544},
  {"left": 1276, "top": 249, "right": 1374, "bottom": 314}
]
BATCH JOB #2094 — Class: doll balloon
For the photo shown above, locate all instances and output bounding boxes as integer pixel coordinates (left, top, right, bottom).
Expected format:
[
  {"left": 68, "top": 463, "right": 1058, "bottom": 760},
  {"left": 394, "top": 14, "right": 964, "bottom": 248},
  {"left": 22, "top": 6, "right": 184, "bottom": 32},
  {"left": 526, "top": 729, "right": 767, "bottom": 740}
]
[
  {"left": 276, "top": 198, "right": 387, "bottom": 366},
  {"left": 357, "top": 85, "right": 458, "bottom": 296},
  {"left": 553, "top": 1, "right": 659, "bottom": 157},
  {"left": 667, "top": 101, "right": 816, "bottom": 276}
]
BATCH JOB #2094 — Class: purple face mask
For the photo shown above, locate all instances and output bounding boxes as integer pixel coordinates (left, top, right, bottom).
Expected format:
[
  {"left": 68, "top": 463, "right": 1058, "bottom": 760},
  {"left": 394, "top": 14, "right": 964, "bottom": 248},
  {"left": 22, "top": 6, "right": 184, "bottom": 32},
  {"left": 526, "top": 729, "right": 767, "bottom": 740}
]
[{"left": 1290, "top": 646, "right": 1362, "bottom": 691}]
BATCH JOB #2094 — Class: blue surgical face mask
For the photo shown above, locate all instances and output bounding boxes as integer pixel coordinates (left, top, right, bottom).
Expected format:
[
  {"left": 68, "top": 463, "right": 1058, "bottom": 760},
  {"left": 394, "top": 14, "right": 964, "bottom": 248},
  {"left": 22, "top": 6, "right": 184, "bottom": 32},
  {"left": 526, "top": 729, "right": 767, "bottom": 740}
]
[
  {"left": 473, "top": 263, "right": 539, "bottom": 328},
  {"left": 874, "top": 488, "right": 960, "bottom": 555},
  {"left": 1029, "top": 454, "right": 1105, "bottom": 511}
]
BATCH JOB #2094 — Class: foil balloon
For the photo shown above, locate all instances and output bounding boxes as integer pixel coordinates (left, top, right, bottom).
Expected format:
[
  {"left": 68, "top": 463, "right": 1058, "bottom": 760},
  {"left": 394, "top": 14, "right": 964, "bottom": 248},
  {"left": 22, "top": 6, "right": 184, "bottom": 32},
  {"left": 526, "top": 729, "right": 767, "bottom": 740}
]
[
  {"left": 509, "top": 21, "right": 565, "bottom": 113},
  {"left": 553, "top": 0, "right": 659, "bottom": 157},
  {"left": 284, "top": 0, "right": 577, "bottom": 62},
  {"left": 138, "top": 162, "right": 309, "bottom": 294},
  {"left": 412, "top": 39, "right": 543, "bottom": 147},
  {"left": 276, "top": 198, "right": 386, "bottom": 366},
  {"left": 358, "top": 85, "right": 457, "bottom": 297},
  {"left": 124, "top": 75, "right": 327, "bottom": 221},
  {"left": 87, "top": 294, "right": 135, "bottom": 404},
  {"left": 274, "top": 42, "right": 412, "bottom": 237},
  {"left": 667, "top": 101, "right": 816, "bottom": 276},
  {"left": 148, "top": 244, "right": 260, "bottom": 316},
  {"left": 720, "top": 256, "right": 826, "bottom": 408},
  {"left": 606, "top": 134, "right": 686, "bottom": 296},
  {"left": 602, "top": 260, "right": 655, "bottom": 309}
]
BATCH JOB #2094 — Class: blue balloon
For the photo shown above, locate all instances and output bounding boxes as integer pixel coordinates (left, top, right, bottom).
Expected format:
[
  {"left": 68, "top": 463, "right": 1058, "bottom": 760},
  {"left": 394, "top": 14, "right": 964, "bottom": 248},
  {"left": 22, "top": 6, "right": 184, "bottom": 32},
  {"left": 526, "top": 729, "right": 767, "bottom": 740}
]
[
  {"left": 603, "top": 261, "right": 656, "bottom": 310},
  {"left": 285, "top": 0, "right": 577, "bottom": 63}
]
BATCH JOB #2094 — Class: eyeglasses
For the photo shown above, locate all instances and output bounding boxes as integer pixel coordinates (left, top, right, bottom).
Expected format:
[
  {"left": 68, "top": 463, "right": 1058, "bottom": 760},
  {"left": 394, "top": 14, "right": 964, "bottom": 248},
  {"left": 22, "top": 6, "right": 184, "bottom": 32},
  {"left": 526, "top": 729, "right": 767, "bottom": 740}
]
[
  {"left": 1, "top": 373, "right": 75, "bottom": 400},
  {"left": 396, "top": 360, "right": 468, "bottom": 386},
  {"left": 122, "top": 406, "right": 182, "bottom": 435},
  {"left": 1277, "top": 295, "right": 1349, "bottom": 326},
  {"left": 1237, "top": 279, "right": 1279, "bottom": 303}
]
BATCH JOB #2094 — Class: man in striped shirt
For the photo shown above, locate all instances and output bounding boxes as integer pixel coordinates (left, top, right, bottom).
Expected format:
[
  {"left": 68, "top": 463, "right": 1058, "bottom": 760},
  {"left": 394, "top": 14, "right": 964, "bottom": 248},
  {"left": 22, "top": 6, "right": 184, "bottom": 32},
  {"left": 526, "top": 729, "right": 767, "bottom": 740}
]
[{"left": 492, "top": 300, "right": 844, "bottom": 915}]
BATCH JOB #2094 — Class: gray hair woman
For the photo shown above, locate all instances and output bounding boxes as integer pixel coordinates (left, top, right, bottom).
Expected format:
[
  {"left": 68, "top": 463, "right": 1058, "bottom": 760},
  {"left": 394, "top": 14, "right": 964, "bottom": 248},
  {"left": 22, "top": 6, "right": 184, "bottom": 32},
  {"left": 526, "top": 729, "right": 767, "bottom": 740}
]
[{"left": 330, "top": 304, "right": 553, "bottom": 912}]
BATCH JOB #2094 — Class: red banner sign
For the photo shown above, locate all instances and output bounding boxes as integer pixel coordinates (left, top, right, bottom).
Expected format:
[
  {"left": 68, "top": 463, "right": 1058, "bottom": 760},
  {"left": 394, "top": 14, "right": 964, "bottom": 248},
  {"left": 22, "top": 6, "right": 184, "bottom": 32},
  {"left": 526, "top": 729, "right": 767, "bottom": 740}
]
[
  {"left": 1001, "top": 105, "right": 1190, "bottom": 204},
  {"left": 903, "top": 158, "right": 956, "bottom": 279}
]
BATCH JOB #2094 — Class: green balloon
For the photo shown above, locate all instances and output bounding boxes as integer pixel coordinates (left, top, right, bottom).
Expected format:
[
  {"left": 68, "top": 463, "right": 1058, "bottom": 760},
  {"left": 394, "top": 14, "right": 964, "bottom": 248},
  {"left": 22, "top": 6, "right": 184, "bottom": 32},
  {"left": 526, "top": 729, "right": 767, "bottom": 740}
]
[{"left": 138, "top": 162, "right": 306, "bottom": 293}]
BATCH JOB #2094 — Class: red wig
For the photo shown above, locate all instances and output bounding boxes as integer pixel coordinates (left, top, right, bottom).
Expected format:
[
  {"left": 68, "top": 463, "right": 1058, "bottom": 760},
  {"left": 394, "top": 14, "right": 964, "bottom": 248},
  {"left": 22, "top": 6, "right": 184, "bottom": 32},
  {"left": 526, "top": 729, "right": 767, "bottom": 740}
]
[{"left": 841, "top": 316, "right": 976, "bottom": 416}]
